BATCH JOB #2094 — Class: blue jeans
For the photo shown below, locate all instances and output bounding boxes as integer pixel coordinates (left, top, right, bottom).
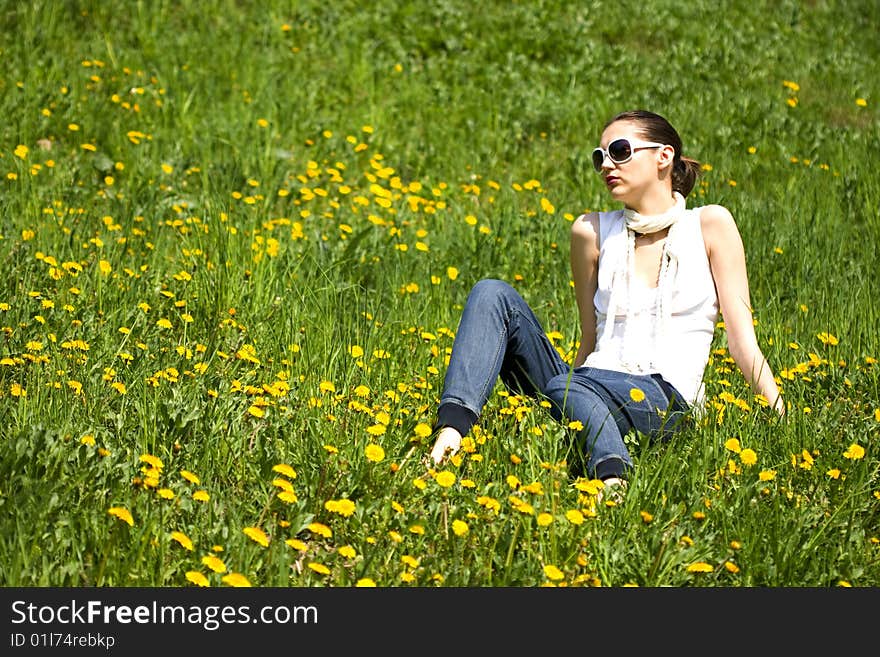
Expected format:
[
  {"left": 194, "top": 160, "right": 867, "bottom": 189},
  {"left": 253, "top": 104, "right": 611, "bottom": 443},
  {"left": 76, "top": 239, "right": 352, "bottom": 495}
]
[{"left": 436, "top": 279, "right": 689, "bottom": 479}]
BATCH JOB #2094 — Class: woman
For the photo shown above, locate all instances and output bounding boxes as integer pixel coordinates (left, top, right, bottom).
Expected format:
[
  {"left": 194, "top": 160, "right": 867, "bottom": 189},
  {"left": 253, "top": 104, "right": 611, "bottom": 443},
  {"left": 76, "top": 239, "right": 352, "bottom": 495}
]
[{"left": 428, "top": 110, "right": 785, "bottom": 496}]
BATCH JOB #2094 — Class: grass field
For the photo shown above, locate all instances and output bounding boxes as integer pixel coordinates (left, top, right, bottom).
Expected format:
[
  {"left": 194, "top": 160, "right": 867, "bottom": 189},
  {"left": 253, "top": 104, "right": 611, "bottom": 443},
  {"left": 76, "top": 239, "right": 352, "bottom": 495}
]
[{"left": 1, "top": 0, "right": 878, "bottom": 587}]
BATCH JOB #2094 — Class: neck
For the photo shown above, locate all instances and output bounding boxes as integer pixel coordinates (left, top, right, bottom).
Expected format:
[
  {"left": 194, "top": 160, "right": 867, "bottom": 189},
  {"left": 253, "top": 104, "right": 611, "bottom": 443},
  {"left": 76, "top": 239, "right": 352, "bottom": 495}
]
[
  {"left": 625, "top": 188, "right": 678, "bottom": 216},
  {"left": 623, "top": 191, "right": 686, "bottom": 236}
]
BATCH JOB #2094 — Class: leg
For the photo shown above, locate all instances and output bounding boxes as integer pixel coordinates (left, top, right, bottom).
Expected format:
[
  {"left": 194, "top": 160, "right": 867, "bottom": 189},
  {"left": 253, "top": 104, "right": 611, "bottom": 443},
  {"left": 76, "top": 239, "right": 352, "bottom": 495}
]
[
  {"left": 545, "top": 368, "right": 689, "bottom": 479},
  {"left": 436, "top": 279, "right": 568, "bottom": 436}
]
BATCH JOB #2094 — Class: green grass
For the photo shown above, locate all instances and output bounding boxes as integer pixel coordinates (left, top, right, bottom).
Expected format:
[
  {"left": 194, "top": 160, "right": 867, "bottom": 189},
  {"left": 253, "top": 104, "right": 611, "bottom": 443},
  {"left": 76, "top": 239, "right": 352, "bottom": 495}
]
[{"left": 0, "top": 0, "right": 878, "bottom": 587}]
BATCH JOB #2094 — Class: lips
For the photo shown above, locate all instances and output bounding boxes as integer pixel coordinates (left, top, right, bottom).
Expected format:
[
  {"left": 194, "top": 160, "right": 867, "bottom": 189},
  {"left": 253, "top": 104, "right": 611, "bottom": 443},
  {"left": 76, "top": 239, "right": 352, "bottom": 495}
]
[{"left": 605, "top": 175, "right": 620, "bottom": 188}]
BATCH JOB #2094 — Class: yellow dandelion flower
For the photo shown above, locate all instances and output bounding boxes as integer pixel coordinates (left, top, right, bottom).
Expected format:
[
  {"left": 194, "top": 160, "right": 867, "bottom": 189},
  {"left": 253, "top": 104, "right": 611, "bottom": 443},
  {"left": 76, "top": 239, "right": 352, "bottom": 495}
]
[
  {"left": 434, "top": 470, "right": 456, "bottom": 488},
  {"left": 139, "top": 453, "right": 164, "bottom": 469},
  {"left": 193, "top": 490, "right": 210, "bottom": 502},
  {"left": 827, "top": 468, "right": 841, "bottom": 480},
  {"left": 365, "top": 443, "right": 385, "bottom": 462},
  {"left": 348, "top": 345, "right": 364, "bottom": 358},
  {"left": 157, "top": 488, "right": 174, "bottom": 500},
  {"left": 843, "top": 443, "right": 865, "bottom": 460},
  {"left": 272, "top": 463, "right": 297, "bottom": 479},
  {"left": 366, "top": 423, "right": 387, "bottom": 437},
  {"left": 724, "top": 438, "right": 742, "bottom": 454},
  {"left": 201, "top": 555, "right": 226, "bottom": 573},
  {"left": 414, "top": 423, "right": 432, "bottom": 438},
  {"left": 409, "top": 525, "right": 425, "bottom": 535},
  {"left": 640, "top": 511, "right": 653, "bottom": 523},
  {"left": 565, "top": 509, "right": 585, "bottom": 525},
  {"left": 325, "top": 498, "right": 356, "bottom": 517},
  {"left": 285, "top": 538, "right": 308, "bottom": 551},
  {"left": 724, "top": 561, "right": 740, "bottom": 574},
  {"left": 740, "top": 448, "right": 757, "bottom": 465},
  {"left": 180, "top": 470, "right": 200, "bottom": 485},
  {"left": 243, "top": 526, "right": 270, "bottom": 547},
  {"left": 759, "top": 470, "right": 776, "bottom": 481},
  {"left": 686, "top": 562, "right": 713, "bottom": 573},
  {"left": 543, "top": 565, "right": 564, "bottom": 581},
  {"left": 170, "top": 531, "right": 194, "bottom": 551},
  {"left": 629, "top": 387, "right": 645, "bottom": 402},
  {"left": 307, "top": 522, "right": 332, "bottom": 538},
  {"left": 221, "top": 573, "right": 252, "bottom": 587},
  {"left": 108, "top": 507, "right": 134, "bottom": 526},
  {"left": 537, "top": 513, "right": 554, "bottom": 526},
  {"left": 338, "top": 545, "right": 357, "bottom": 559},
  {"left": 356, "top": 578, "right": 376, "bottom": 587},
  {"left": 308, "top": 562, "right": 330, "bottom": 576},
  {"left": 855, "top": 98, "right": 867, "bottom": 107},
  {"left": 80, "top": 434, "right": 96, "bottom": 446},
  {"left": 277, "top": 491, "right": 298, "bottom": 503},
  {"left": 185, "top": 571, "right": 210, "bottom": 587},
  {"left": 452, "top": 520, "right": 469, "bottom": 536}
]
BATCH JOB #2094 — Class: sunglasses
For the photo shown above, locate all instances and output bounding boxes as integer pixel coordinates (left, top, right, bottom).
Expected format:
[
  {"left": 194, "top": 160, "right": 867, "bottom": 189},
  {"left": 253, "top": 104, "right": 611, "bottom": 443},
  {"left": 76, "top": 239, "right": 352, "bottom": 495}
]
[{"left": 592, "top": 138, "right": 665, "bottom": 172}]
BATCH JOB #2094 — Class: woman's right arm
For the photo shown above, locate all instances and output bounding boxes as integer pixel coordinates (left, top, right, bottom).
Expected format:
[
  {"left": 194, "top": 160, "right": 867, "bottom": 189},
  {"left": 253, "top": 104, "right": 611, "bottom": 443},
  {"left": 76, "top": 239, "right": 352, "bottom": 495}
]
[{"left": 570, "top": 213, "right": 600, "bottom": 368}]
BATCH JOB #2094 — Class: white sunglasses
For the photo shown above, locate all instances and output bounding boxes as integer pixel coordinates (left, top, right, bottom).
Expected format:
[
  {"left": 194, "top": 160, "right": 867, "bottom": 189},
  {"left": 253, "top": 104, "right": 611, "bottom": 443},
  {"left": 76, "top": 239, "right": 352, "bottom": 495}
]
[{"left": 592, "top": 138, "right": 665, "bottom": 172}]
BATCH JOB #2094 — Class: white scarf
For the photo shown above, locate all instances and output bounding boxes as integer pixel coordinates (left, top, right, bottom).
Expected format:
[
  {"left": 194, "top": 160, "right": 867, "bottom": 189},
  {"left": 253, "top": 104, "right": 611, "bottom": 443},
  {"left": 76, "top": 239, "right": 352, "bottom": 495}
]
[
  {"left": 624, "top": 192, "right": 686, "bottom": 235},
  {"left": 598, "top": 192, "right": 686, "bottom": 372}
]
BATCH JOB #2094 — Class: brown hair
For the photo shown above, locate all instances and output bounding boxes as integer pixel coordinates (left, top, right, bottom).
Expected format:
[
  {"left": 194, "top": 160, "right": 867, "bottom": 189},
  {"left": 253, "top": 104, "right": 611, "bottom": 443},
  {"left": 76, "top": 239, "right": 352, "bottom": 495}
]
[{"left": 604, "top": 110, "right": 702, "bottom": 197}]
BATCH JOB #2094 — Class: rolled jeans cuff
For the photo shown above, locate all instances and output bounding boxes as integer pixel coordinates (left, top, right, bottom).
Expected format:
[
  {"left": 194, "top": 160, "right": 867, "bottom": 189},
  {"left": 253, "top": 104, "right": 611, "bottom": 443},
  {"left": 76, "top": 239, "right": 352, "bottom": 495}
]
[
  {"left": 593, "top": 456, "right": 628, "bottom": 481},
  {"left": 434, "top": 402, "right": 479, "bottom": 437}
]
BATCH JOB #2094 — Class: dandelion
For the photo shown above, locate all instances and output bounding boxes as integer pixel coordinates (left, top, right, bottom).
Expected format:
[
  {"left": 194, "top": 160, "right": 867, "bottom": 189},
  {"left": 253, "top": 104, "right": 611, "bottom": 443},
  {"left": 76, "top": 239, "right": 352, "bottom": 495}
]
[
  {"left": 108, "top": 507, "right": 134, "bottom": 526},
  {"left": 170, "top": 531, "right": 194, "bottom": 551},
  {"left": 724, "top": 438, "right": 742, "bottom": 454},
  {"left": 740, "top": 448, "right": 757, "bottom": 465},
  {"left": 185, "top": 571, "right": 210, "bottom": 587},
  {"left": 724, "top": 562, "right": 740, "bottom": 574},
  {"left": 157, "top": 488, "right": 174, "bottom": 500},
  {"left": 277, "top": 491, "right": 298, "bottom": 504},
  {"left": 308, "top": 562, "right": 331, "bottom": 576},
  {"left": 452, "top": 520, "right": 469, "bottom": 536},
  {"left": 285, "top": 538, "right": 308, "bottom": 551},
  {"left": 543, "top": 565, "right": 564, "bottom": 581},
  {"left": 759, "top": 470, "right": 776, "bottom": 481},
  {"left": 856, "top": 98, "right": 867, "bottom": 107},
  {"left": 338, "top": 545, "right": 357, "bottom": 559},
  {"left": 640, "top": 511, "right": 654, "bottom": 523},
  {"left": 434, "top": 470, "right": 456, "bottom": 488},
  {"left": 193, "top": 490, "right": 210, "bottom": 502},
  {"left": 843, "top": 444, "right": 865, "bottom": 460},
  {"left": 565, "top": 509, "right": 585, "bottom": 525},
  {"left": 243, "top": 527, "right": 270, "bottom": 547},
  {"left": 325, "top": 498, "right": 356, "bottom": 517},
  {"left": 629, "top": 387, "right": 645, "bottom": 402},
  {"left": 827, "top": 468, "right": 841, "bottom": 480},
  {"left": 414, "top": 423, "right": 432, "bottom": 438},
  {"left": 365, "top": 443, "right": 385, "bottom": 463},
  {"left": 686, "top": 562, "right": 714, "bottom": 573},
  {"left": 221, "top": 573, "right": 252, "bottom": 587},
  {"left": 356, "top": 578, "right": 376, "bottom": 587},
  {"left": 201, "top": 555, "right": 226, "bottom": 573},
  {"left": 537, "top": 513, "right": 554, "bottom": 526},
  {"left": 180, "top": 470, "right": 200, "bottom": 485},
  {"left": 307, "top": 522, "right": 332, "bottom": 538}
]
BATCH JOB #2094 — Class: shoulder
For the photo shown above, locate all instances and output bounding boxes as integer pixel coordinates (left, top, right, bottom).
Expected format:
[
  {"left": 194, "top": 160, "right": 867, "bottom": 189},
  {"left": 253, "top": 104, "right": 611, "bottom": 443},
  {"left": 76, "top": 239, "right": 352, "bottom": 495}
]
[
  {"left": 697, "top": 204, "right": 741, "bottom": 247},
  {"left": 697, "top": 204, "right": 737, "bottom": 231},
  {"left": 570, "top": 212, "right": 601, "bottom": 249}
]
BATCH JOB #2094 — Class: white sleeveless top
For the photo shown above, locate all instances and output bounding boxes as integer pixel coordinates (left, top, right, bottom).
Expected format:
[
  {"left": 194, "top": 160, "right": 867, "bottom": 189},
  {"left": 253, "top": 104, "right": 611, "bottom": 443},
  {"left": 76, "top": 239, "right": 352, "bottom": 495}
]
[{"left": 582, "top": 207, "right": 719, "bottom": 407}]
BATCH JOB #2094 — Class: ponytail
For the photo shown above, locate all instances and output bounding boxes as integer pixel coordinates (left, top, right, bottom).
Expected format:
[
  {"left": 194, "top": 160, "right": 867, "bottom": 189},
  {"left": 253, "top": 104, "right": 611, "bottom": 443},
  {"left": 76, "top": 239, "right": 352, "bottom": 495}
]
[{"left": 672, "top": 156, "right": 702, "bottom": 197}]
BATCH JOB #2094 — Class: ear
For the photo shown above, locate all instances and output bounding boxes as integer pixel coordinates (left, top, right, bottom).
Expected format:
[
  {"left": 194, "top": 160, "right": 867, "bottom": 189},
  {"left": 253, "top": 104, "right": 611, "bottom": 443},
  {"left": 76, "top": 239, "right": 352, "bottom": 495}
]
[{"left": 657, "top": 144, "right": 676, "bottom": 170}]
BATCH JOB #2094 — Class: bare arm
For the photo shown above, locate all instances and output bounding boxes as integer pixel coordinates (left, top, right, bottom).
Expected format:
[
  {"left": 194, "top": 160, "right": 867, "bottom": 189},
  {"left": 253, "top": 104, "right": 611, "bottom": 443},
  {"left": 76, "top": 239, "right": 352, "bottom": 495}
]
[
  {"left": 702, "top": 205, "right": 785, "bottom": 415},
  {"left": 570, "top": 213, "right": 600, "bottom": 368}
]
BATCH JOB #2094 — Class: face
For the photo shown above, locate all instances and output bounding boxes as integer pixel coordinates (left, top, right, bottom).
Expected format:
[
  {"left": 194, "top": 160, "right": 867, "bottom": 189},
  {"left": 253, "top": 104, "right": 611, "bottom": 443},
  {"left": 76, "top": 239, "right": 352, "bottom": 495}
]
[{"left": 595, "top": 120, "right": 671, "bottom": 199}]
